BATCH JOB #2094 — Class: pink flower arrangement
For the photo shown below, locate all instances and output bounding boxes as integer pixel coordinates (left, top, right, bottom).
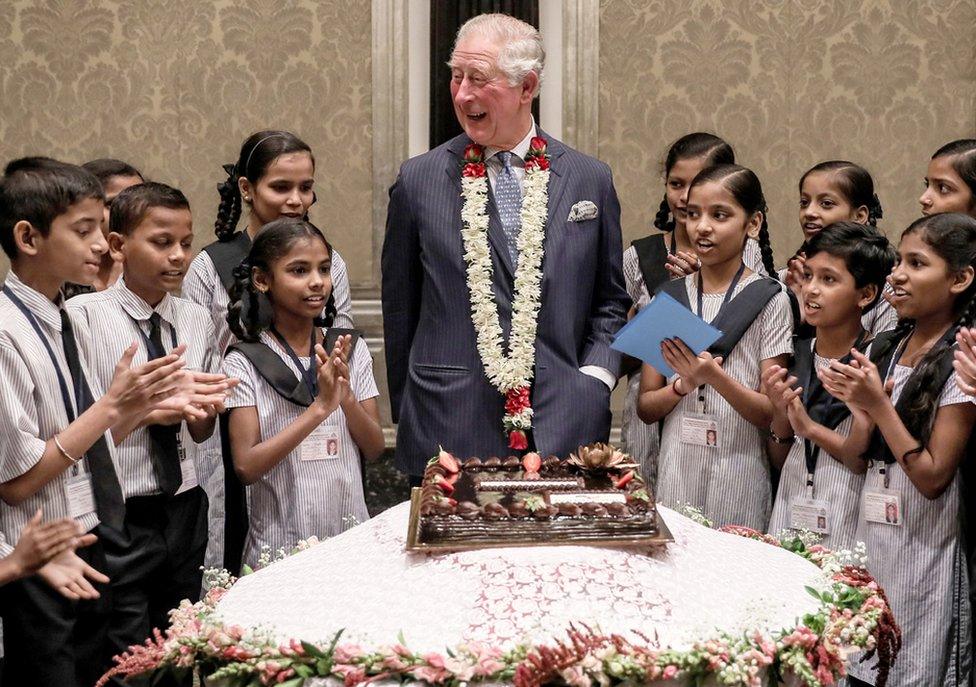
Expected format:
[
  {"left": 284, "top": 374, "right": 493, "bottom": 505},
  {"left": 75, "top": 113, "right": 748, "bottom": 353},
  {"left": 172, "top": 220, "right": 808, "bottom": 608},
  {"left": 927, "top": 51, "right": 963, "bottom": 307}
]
[{"left": 100, "top": 530, "right": 900, "bottom": 687}]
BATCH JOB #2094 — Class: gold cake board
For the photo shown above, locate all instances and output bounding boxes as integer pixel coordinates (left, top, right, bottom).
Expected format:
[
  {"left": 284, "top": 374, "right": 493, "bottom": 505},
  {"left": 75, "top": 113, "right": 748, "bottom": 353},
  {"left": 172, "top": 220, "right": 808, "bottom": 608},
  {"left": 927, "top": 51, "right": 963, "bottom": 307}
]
[{"left": 404, "top": 487, "right": 673, "bottom": 554}]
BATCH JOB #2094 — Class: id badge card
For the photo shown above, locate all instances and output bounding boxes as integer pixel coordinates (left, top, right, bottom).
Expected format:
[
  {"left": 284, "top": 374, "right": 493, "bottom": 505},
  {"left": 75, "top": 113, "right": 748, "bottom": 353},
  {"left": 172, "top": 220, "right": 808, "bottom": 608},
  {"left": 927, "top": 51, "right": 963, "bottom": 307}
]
[
  {"left": 301, "top": 426, "right": 341, "bottom": 461},
  {"left": 790, "top": 497, "right": 831, "bottom": 535},
  {"left": 863, "top": 488, "right": 903, "bottom": 527},
  {"left": 680, "top": 413, "right": 721, "bottom": 448},
  {"left": 65, "top": 468, "right": 96, "bottom": 519},
  {"left": 175, "top": 438, "right": 199, "bottom": 494}
]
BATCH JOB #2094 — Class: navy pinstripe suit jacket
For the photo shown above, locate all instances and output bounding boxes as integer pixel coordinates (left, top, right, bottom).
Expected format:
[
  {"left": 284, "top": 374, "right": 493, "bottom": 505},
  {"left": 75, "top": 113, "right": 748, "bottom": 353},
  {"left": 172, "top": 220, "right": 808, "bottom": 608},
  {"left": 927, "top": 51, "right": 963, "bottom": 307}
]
[{"left": 382, "top": 131, "right": 629, "bottom": 475}]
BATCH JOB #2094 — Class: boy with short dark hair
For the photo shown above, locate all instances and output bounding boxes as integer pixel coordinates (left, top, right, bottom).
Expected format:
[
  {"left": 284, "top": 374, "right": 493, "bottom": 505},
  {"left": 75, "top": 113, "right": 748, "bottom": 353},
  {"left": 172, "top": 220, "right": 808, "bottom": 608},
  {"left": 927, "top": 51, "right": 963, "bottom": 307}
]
[
  {"left": 0, "top": 158, "right": 186, "bottom": 686},
  {"left": 763, "top": 221, "right": 896, "bottom": 550},
  {"left": 68, "top": 181, "right": 235, "bottom": 663}
]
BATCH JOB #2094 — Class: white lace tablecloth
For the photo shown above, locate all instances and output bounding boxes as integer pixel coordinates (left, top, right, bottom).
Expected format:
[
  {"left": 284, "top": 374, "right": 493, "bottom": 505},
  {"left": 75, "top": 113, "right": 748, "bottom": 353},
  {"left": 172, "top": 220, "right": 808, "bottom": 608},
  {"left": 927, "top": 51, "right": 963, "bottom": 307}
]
[{"left": 215, "top": 503, "right": 824, "bottom": 654}]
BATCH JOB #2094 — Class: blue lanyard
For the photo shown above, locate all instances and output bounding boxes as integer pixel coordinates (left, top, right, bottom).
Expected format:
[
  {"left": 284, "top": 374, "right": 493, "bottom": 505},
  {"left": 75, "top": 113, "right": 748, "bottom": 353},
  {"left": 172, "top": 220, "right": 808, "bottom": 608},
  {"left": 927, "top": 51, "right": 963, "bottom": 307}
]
[
  {"left": 695, "top": 262, "right": 747, "bottom": 323},
  {"left": 2, "top": 285, "right": 80, "bottom": 422},
  {"left": 270, "top": 326, "right": 319, "bottom": 399},
  {"left": 801, "top": 331, "right": 868, "bottom": 483},
  {"left": 691, "top": 262, "right": 747, "bottom": 412}
]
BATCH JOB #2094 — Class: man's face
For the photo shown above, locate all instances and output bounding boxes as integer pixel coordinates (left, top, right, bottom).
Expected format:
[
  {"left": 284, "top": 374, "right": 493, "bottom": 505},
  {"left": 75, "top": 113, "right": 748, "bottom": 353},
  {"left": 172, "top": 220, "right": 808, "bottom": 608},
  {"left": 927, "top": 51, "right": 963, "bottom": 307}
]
[{"left": 449, "top": 33, "right": 535, "bottom": 148}]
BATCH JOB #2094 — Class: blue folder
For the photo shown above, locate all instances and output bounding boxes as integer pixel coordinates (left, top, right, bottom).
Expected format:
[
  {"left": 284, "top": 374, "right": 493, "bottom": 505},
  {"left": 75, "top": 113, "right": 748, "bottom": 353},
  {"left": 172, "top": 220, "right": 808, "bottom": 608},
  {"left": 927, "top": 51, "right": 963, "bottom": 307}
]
[{"left": 611, "top": 292, "right": 723, "bottom": 378}]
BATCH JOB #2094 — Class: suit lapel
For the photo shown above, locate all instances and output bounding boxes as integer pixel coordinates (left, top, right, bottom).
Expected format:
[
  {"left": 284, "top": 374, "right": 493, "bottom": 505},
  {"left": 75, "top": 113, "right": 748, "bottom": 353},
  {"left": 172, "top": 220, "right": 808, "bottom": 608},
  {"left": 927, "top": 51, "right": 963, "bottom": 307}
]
[{"left": 538, "top": 129, "right": 569, "bottom": 236}]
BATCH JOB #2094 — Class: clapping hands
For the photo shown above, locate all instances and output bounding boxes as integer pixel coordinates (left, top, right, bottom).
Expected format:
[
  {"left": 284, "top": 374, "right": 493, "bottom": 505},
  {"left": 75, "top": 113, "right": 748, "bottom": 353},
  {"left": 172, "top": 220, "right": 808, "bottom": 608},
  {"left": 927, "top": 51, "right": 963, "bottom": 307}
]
[
  {"left": 818, "top": 349, "right": 893, "bottom": 413},
  {"left": 761, "top": 365, "right": 814, "bottom": 438},
  {"left": 155, "top": 368, "right": 240, "bottom": 422},
  {"left": 954, "top": 327, "right": 976, "bottom": 396},
  {"left": 314, "top": 335, "right": 352, "bottom": 413},
  {"left": 783, "top": 254, "right": 806, "bottom": 302},
  {"left": 664, "top": 250, "right": 702, "bottom": 279},
  {"left": 5, "top": 510, "right": 109, "bottom": 600}
]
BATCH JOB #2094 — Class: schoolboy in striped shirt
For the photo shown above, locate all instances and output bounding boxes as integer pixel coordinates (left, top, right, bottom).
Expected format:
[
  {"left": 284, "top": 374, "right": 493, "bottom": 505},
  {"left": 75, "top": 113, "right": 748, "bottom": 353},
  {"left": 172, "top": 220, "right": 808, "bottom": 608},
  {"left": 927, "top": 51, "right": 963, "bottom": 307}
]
[
  {"left": 68, "top": 182, "right": 236, "bottom": 666},
  {"left": 0, "top": 158, "right": 186, "bottom": 687}
]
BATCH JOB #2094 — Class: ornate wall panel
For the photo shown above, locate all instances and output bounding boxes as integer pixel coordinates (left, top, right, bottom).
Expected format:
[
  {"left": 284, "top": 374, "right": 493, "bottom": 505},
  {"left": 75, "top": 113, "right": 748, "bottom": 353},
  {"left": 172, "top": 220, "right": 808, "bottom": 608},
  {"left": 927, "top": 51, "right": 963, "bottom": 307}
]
[
  {"left": 0, "top": 0, "right": 373, "bottom": 287},
  {"left": 599, "top": 0, "right": 976, "bottom": 260}
]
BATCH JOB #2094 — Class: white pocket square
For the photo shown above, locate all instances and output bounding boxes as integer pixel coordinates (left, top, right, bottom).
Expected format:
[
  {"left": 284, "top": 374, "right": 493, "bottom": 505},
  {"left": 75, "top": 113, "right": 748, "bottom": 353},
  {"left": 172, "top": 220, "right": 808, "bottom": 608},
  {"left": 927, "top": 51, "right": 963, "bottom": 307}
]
[{"left": 567, "top": 200, "right": 598, "bottom": 222}]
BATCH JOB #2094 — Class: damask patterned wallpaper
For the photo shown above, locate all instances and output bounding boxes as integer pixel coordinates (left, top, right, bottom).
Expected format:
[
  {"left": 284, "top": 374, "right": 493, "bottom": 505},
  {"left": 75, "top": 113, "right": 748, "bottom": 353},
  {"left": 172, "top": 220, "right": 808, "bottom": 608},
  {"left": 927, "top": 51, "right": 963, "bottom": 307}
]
[
  {"left": 599, "top": 0, "right": 976, "bottom": 260},
  {"left": 0, "top": 0, "right": 372, "bottom": 284}
]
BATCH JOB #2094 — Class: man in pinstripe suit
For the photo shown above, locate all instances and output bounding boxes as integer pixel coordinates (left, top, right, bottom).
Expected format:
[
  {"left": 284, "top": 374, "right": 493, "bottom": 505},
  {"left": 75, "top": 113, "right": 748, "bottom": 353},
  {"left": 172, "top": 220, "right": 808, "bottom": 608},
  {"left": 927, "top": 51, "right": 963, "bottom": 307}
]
[{"left": 382, "top": 14, "right": 628, "bottom": 482}]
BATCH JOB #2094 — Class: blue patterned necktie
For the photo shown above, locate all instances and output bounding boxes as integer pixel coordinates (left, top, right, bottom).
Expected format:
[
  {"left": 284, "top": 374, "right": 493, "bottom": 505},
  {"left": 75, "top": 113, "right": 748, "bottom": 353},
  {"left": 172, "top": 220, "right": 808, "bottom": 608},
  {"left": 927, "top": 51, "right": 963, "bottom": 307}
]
[{"left": 494, "top": 151, "right": 522, "bottom": 264}]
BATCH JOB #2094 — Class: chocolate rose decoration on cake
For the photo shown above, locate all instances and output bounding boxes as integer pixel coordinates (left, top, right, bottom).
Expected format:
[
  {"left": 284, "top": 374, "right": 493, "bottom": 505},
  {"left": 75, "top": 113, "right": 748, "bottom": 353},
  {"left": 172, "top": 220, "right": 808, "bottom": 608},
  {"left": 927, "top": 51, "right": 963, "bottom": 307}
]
[{"left": 567, "top": 442, "right": 638, "bottom": 471}]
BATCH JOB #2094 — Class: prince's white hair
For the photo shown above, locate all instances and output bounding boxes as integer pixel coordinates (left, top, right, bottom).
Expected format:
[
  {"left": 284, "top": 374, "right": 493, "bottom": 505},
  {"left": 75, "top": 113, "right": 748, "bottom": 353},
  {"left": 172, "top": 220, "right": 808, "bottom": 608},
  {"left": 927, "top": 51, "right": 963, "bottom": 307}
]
[{"left": 451, "top": 14, "right": 545, "bottom": 97}]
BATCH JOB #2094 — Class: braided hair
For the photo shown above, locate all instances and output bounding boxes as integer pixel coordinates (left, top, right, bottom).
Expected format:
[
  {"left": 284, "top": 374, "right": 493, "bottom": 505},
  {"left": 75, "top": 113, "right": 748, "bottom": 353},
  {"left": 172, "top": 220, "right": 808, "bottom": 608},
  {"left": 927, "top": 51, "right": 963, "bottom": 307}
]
[
  {"left": 687, "top": 164, "right": 776, "bottom": 276},
  {"left": 226, "top": 218, "right": 336, "bottom": 342},
  {"left": 214, "top": 130, "right": 314, "bottom": 242},
  {"left": 879, "top": 213, "right": 976, "bottom": 445},
  {"left": 653, "top": 133, "right": 735, "bottom": 232},
  {"left": 931, "top": 139, "right": 976, "bottom": 212},
  {"left": 799, "top": 160, "right": 883, "bottom": 226}
]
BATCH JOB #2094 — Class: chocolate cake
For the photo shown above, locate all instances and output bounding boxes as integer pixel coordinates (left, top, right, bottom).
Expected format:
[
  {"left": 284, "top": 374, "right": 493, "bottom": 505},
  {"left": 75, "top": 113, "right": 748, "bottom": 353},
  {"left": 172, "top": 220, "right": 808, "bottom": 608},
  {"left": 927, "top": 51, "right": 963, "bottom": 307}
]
[{"left": 417, "top": 443, "right": 658, "bottom": 547}]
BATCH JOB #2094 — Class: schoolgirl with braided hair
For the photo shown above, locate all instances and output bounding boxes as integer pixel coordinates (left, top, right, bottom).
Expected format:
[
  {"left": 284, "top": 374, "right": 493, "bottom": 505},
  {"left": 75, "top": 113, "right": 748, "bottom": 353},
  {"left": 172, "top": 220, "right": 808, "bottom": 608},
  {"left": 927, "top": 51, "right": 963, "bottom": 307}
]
[
  {"left": 638, "top": 164, "right": 790, "bottom": 530},
  {"left": 783, "top": 161, "right": 896, "bottom": 337},
  {"left": 182, "top": 131, "right": 356, "bottom": 571},
  {"left": 622, "top": 134, "right": 747, "bottom": 487},
  {"left": 182, "top": 130, "right": 354, "bottom": 355},
  {"left": 920, "top": 139, "right": 976, "bottom": 217},
  {"left": 820, "top": 212, "right": 976, "bottom": 687},
  {"left": 221, "top": 218, "right": 383, "bottom": 570}
]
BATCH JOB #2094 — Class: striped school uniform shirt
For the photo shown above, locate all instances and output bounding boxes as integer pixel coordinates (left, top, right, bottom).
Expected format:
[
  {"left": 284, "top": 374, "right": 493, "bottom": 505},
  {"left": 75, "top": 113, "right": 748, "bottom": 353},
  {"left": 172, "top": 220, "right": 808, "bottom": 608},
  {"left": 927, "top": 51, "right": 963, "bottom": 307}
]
[
  {"left": 0, "top": 271, "right": 108, "bottom": 539},
  {"left": 620, "top": 240, "right": 768, "bottom": 486},
  {"left": 655, "top": 272, "right": 793, "bottom": 530},
  {"left": 767, "top": 341, "right": 867, "bottom": 550},
  {"left": 847, "top": 367, "right": 971, "bottom": 686},
  {"left": 182, "top": 246, "right": 352, "bottom": 566},
  {"left": 182, "top": 247, "right": 354, "bottom": 356},
  {"left": 67, "top": 279, "right": 218, "bottom": 499},
  {"left": 222, "top": 331, "right": 377, "bottom": 568}
]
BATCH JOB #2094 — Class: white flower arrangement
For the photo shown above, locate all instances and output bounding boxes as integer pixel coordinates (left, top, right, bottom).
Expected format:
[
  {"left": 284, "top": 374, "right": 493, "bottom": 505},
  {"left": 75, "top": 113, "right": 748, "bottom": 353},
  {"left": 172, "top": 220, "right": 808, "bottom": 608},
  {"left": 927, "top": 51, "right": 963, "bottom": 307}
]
[{"left": 459, "top": 141, "right": 550, "bottom": 444}]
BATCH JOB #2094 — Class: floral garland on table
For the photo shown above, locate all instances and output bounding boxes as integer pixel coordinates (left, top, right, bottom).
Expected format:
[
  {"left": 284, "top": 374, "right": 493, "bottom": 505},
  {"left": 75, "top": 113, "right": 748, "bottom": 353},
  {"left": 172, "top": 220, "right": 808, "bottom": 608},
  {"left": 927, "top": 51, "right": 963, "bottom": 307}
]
[
  {"left": 460, "top": 138, "right": 550, "bottom": 450},
  {"left": 99, "top": 527, "right": 900, "bottom": 687}
]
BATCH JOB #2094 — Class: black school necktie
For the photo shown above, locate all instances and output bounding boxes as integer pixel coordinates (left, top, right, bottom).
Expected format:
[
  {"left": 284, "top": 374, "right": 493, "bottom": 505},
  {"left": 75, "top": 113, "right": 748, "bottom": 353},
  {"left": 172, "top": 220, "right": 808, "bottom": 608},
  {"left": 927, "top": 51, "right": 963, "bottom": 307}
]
[
  {"left": 59, "top": 309, "right": 126, "bottom": 530},
  {"left": 145, "top": 313, "right": 183, "bottom": 496}
]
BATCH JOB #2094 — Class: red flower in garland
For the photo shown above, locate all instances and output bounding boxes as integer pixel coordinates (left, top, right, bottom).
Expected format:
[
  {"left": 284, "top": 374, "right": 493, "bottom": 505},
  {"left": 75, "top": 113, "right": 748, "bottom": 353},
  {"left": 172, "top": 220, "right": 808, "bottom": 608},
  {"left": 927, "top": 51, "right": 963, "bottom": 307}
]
[
  {"left": 462, "top": 144, "right": 487, "bottom": 178},
  {"left": 462, "top": 162, "right": 487, "bottom": 178},
  {"left": 505, "top": 386, "right": 531, "bottom": 416},
  {"left": 508, "top": 430, "right": 528, "bottom": 450},
  {"left": 525, "top": 137, "right": 551, "bottom": 172},
  {"left": 463, "top": 143, "right": 485, "bottom": 163}
]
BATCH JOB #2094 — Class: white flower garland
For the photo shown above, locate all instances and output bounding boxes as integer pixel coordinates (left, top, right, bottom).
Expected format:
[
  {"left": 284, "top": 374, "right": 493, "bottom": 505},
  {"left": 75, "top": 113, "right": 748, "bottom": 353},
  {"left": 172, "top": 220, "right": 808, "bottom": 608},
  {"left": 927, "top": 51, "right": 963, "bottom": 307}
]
[{"left": 460, "top": 155, "right": 549, "bottom": 432}]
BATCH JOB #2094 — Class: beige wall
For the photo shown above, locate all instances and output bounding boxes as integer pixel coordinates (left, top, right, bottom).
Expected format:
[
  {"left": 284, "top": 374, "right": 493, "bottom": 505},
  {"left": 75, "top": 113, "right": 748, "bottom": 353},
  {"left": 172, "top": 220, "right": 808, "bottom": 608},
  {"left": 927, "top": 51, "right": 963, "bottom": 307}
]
[
  {"left": 0, "top": 0, "right": 372, "bottom": 285},
  {"left": 599, "top": 0, "right": 976, "bottom": 261}
]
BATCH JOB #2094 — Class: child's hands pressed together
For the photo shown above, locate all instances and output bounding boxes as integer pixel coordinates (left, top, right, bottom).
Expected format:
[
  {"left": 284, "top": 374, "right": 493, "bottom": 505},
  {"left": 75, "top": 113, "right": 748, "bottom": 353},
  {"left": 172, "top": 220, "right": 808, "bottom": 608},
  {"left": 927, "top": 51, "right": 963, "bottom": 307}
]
[
  {"left": 818, "top": 349, "right": 892, "bottom": 413},
  {"left": 314, "top": 336, "right": 351, "bottom": 413},
  {"left": 664, "top": 250, "right": 701, "bottom": 279},
  {"left": 783, "top": 254, "right": 806, "bottom": 302},
  {"left": 661, "top": 337, "right": 723, "bottom": 389},
  {"left": 953, "top": 327, "right": 976, "bottom": 396}
]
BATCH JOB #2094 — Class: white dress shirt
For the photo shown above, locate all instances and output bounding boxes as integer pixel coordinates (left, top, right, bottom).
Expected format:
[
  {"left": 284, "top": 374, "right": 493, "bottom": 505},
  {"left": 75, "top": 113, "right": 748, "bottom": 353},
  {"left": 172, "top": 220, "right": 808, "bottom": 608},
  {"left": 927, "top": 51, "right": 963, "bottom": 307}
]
[{"left": 68, "top": 279, "right": 219, "bottom": 498}]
